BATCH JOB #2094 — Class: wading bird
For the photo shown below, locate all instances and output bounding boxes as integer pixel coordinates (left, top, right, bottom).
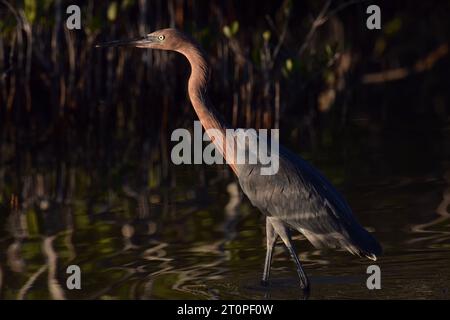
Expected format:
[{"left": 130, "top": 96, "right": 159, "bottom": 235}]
[{"left": 97, "top": 29, "right": 382, "bottom": 291}]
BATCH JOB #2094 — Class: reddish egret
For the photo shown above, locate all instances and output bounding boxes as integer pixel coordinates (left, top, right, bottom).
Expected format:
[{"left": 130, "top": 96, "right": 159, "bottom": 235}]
[{"left": 97, "top": 28, "right": 382, "bottom": 291}]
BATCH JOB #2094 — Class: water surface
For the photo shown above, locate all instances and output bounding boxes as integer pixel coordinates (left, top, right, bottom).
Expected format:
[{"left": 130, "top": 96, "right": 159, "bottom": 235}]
[{"left": 0, "top": 124, "right": 449, "bottom": 300}]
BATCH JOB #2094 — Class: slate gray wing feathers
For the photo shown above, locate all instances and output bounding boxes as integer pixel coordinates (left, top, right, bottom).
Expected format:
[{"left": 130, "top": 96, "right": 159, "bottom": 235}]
[{"left": 237, "top": 146, "right": 382, "bottom": 260}]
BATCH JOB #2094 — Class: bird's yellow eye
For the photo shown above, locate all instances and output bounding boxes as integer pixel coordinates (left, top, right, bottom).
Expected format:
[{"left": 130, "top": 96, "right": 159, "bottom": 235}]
[{"left": 158, "top": 35, "right": 165, "bottom": 41}]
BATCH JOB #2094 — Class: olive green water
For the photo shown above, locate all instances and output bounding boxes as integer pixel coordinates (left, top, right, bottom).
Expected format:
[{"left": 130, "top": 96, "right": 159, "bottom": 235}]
[{"left": 0, "top": 123, "right": 449, "bottom": 300}]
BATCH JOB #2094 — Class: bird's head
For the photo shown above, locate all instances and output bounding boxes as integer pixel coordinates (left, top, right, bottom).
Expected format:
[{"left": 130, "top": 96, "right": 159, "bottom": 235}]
[{"left": 96, "top": 28, "right": 191, "bottom": 52}]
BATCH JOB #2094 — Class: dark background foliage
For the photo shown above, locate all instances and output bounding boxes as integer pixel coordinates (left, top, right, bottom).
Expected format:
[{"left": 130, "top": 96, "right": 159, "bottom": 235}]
[{"left": 1, "top": 0, "right": 449, "bottom": 140}]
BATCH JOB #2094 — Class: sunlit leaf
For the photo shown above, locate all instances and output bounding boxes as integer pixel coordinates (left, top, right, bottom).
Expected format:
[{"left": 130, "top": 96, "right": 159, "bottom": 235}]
[
  {"left": 262, "top": 30, "right": 271, "bottom": 41},
  {"left": 231, "top": 21, "right": 239, "bottom": 35},
  {"left": 223, "top": 25, "right": 232, "bottom": 38},
  {"left": 285, "top": 58, "right": 293, "bottom": 72},
  {"left": 24, "top": 0, "right": 37, "bottom": 24},
  {"left": 107, "top": 2, "right": 118, "bottom": 22}
]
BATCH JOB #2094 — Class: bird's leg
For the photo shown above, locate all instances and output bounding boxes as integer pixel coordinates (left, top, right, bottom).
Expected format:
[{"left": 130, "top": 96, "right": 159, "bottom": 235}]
[
  {"left": 261, "top": 217, "right": 278, "bottom": 286},
  {"left": 269, "top": 217, "right": 310, "bottom": 291}
]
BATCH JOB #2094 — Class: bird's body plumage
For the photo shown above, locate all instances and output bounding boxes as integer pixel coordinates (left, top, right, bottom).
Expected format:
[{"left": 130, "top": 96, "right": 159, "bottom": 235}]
[
  {"left": 237, "top": 146, "right": 382, "bottom": 260},
  {"left": 97, "top": 28, "right": 382, "bottom": 291}
]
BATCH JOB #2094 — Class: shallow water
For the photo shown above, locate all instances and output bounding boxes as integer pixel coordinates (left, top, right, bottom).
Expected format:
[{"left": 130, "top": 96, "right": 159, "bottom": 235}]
[{"left": 0, "top": 124, "right": 449, "bottom": 300}]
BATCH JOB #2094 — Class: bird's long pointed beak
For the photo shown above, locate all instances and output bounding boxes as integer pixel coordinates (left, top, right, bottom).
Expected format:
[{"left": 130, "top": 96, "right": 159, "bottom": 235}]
[{"left": 95, "top": 35, "right": 156, "bottom": 48}]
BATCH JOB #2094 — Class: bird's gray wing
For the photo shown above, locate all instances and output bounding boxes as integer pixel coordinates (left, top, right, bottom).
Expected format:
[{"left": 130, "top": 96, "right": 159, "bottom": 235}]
[{"left": 237, "top": 146, "right": 381, "bottom": 258}]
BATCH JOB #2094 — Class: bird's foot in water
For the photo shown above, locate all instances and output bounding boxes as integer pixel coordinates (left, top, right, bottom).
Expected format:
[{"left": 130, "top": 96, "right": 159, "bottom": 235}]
[{"left": 299, "top": 278, "right": 311, "bottom": 297}]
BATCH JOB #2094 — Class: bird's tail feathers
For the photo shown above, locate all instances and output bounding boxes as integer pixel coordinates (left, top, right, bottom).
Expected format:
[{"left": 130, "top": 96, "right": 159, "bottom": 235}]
[
  {"left": 350, "top": 225, "right": 382, "bottom": 261},
  {"left": 365, "top": 253, "right": 377, "bottom": 261},
  {"left": 295, "top": 223, "right": 382, "bottom": 260}
]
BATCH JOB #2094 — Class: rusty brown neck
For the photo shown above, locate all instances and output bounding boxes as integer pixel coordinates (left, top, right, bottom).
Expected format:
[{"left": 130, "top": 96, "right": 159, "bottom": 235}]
[
  {"left": 177, "top": 43, "right": 237, "bottom": 174},
  {"left": 177, "top": 44, "right": 224, "bottom": 132}
]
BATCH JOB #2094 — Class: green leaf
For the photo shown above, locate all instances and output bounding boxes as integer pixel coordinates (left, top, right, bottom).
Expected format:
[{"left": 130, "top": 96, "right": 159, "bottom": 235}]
[
  {"left": 285, "top": 58, "right": 293, "bottom": 72},
  {"left": 24, "top": 0, "right": 37, "bottom": 24},
  {"left": 223, "top": 21, "right": 239, "bottom": 38},
  {"left": 107, "top": 2, "right": 118, "bottom": 22},
  {"left": 223, "top": 25, "right": 232, "bottom": 38},
  {"left": 231, "top": 21, "right": 239, "bottom": 35}
]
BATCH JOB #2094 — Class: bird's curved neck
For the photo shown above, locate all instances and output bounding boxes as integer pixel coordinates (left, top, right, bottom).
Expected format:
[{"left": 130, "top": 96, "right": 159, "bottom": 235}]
[
  {"left": 178, "top": 44, "right": 237, "bottom": 173},
  {"left": 178, "top": 45, "right": 225, "bottom": 133}
]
